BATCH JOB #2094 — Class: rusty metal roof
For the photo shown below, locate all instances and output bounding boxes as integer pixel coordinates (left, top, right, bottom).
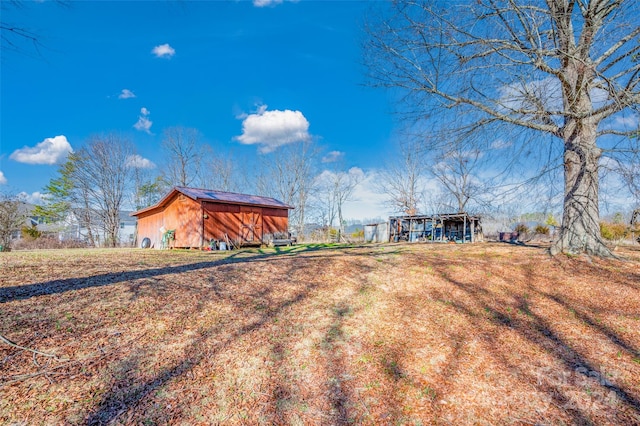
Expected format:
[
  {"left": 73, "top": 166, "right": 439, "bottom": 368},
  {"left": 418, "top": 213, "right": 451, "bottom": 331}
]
[
  {"left": 176, "top": 186, "right": 293, "bottom": 209},
  {"left": 131, "top": 186, "right": 293, "bottom": 217}
]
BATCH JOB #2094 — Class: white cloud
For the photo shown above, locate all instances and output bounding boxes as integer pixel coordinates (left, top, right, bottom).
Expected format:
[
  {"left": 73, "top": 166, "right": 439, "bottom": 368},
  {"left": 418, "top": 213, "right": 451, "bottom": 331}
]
[
  {"left": 599, "top": 156, "right": 620, "bottom": 171},
  {"left": 126, "top": 154, "right": 156, "bottom": 169},
  {"left": 341, "top": 170, "right": 390, "bottom": 221},
  {"left": 134, "top": 117, "right": 153, "bottom": 133},
  {"left": 498, "top": 77, "right": 613, "bottom": 117},
  {"left": 118, "top": 89, "right": 136, "bottom": 99},
  {"left": 347, "top": 166, "right": 365, "bottom": 180},
  {"left": 614, "top": 114, "right": 639, "bottom": 128},
  {"left": 253, "top": 0, "right": 283, "bottom": 7},
  {"left": 152, "top": 43, "right": 175, "bottom": 58},
  {"left": 316, "top": 167, "right": 364, "bottom": 185},
  {"left": 253, "top": 0, "right": 298, "bottom": 7},
  {"left": 10, "top": 135, "right": 73, "bottom": 165},
  {"left": 498, "top": 77, "right": 563, "bottom": 113},
  {"left": 134, "top": 107, "right": 153, "bottom": 134},
  {"left": 490, "top": 139, "right": 513, "bottom": 149},
  {"left": 18, "top": 191, "right": 47, "bottom": 205},
  {"left": 235, "top": 105, "right": 311, "bottom": 153},
  {"left": 322, "top": 150, "right": 344, "bottom": 163},
  {"left": 0, "top": 171, "right": 6, "bottom": 185},
  {"left": 591, "top": 82, "right": 610, "bottom": 107},
  {"left": 600, "top": 113, "right": 639, "bottom": 133}
]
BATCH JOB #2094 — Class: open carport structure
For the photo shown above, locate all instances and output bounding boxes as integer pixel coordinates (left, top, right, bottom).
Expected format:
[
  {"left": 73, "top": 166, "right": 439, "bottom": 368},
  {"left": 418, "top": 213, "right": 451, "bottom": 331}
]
[{"left": 389, "top": 213, "right": 483, "bottom": 243}]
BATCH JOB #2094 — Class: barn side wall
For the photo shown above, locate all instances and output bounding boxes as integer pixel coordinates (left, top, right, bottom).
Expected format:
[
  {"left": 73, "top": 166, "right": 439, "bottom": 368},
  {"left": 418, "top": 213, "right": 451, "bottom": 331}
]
[
  {"left": 166, "top": 195, "right": 202, "bottom": 247},
  {"left": 203, "top": 203, "right": 242, "bottom": 243},
  {"left": 262, "top": 207, "right": 289, "bottom": 235},
  {"left": 137, "top": 199, "right": 290, "bottom": 249},
  {"left": 202, "top": 202, "right": 289, "bottom": 245},
  {"left": 136, "top": 194, "right": 203, "bottom": 249},
  {"left": 136, "top": 211, "right": 164, "bottom": 249}
]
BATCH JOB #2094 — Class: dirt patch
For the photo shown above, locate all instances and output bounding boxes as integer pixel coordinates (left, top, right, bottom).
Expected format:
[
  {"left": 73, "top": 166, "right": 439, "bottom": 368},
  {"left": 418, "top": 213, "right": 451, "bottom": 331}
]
[{"left": 1, "top": 243, "right": 639, "bottom": 424}]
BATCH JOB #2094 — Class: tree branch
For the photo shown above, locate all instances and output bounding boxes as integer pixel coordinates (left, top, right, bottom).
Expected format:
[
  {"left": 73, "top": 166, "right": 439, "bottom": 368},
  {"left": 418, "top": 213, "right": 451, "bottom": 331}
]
[{"left": 0, "top": 333, "right": 65, "bottom": 360}]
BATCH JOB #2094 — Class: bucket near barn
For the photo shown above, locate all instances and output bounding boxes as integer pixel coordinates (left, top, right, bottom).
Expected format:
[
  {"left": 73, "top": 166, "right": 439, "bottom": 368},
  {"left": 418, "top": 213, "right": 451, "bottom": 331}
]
[{"left": 219, "top": 242, "right": 227, "bottom": 250}]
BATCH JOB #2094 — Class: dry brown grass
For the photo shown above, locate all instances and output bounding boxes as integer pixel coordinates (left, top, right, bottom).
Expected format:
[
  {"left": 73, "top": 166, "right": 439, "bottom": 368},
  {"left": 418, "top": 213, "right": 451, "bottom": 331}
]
[{"left": 1, "top": 243, "right": 639, "bottom": 425}]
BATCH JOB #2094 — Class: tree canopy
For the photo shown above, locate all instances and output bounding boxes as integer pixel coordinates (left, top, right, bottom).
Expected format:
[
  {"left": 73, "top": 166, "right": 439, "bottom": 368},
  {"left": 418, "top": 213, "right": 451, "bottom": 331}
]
[{"left": 366, "top": 0, "right": 640, "bottom": 256}]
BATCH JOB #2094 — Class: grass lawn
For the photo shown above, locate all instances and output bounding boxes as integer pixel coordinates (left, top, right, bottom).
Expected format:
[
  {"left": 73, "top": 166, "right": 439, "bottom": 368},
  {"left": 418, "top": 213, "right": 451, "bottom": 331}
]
[{"left": 1, "top": 243, "right": 639, "bottom": 425}]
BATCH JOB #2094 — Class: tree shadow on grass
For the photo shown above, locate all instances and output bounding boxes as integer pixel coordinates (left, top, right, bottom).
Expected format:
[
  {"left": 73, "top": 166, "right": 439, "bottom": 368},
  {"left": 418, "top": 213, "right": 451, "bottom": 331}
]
[
  {"left": 321, "top": 301, "right": 355, "bottom": 425},
  {"left": 0, "top": 245, "right": 381, "bottom": 304},
  {"left": 83, "top": 247, "right": 378, "bottom": 425},
  {"left": 428, "top": 261, "right": 640, "bottom": 424},
  {"left": 84, "top": 266, "right": 320, "bottom": 424},
  {"left": 544, "top": 293, "right": 640, "bottom": 359}
]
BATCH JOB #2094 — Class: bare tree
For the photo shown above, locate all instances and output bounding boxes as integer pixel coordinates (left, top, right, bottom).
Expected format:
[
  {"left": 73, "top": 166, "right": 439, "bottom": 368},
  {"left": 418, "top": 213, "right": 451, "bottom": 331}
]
[
  {"left": 160, "top": 126, "right": 203, "bottom": 189},
  {"left": 160, "top": 126, "right": 244, "bottom": 193},
  {"left": 256, "top": 141, "right": 318, "bottom": 240},
  {"left": 335, "top": 170, "right": 361, "bottom": 241},
  {"left": 376, "top": 141, "right": 425, "bottom": 215},
  {"left": 366, "top": 0, "right": 640, "bottom": 256},
  {"left": 200, "top": 152, "right": 242, "bottom": 193},
  {"left": 1, "top": 1, "right": 69, "bottom": 58},
  {"left": 1, "top": 1, "right": 46, "bottom": 56},
  {"left": 72, "top": 135, "right": 135, "bottom": 247},
  {"left": 315, "top": 167, "right": 363, "bottom": 240},
  {"left": 313, "top": 174, "right": 338, "bottom": 237},
  {"left": 130, "top": 164, "right": 158, "bottom": 211},
  {"left": 616, "top": 150, "right": 640, "bottom": 206},
  {"left": 432, "top": 144, "right": 485, "bottom": 212},
  {"left": 0, "top": 193, "right": 26, "bottom": 251}
]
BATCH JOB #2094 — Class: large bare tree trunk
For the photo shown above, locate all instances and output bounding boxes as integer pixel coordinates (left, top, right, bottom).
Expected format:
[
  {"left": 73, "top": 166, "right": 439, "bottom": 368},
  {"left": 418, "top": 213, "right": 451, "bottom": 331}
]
[
  {"left": 551, "top": 48, "right": 613, "bottom": 256},
  {"left": 551, "top": 123, "right": 611, "bottom": 256}
]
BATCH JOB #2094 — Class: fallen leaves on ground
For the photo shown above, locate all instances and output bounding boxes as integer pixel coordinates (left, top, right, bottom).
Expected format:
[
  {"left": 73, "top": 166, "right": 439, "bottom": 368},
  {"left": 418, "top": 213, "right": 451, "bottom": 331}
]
[{"left": 1, "top": 243, "right": 639, "bottom": 425}]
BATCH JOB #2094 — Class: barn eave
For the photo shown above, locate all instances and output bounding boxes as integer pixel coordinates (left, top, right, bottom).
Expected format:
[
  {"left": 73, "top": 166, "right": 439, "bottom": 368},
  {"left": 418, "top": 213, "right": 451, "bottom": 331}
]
[{"left": 130, "top": 186, "right": 294, "bottom": 218}]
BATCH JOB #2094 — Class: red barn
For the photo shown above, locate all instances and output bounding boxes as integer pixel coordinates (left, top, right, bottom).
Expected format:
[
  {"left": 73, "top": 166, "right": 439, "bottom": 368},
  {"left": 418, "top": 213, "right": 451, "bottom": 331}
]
[{"left": 131, "top": 187, "right": 293, "bottom": 249}]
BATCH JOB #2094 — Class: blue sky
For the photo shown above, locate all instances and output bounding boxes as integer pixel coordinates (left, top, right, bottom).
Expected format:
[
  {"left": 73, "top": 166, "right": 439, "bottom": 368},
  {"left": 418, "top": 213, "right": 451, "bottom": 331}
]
[
  {"left": 1, "top": 0, "right": 396, "bottom": 218},
  {"left": 2, "top": 1, "right": 637, "bottom": 221}
]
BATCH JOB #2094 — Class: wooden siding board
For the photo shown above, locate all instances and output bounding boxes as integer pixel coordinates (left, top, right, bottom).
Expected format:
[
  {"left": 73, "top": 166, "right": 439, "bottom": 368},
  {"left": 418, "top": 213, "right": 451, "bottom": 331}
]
[
  {"left": 239, "top": 206, "right": 262, "bottom": 243},
  {"left": 137, "top": 213, "right": 164, "bottom": 249},
  {"left": 262, "top": 207, "right": 288, "bottom": 235},
  {"left": 262, "top": 207, "right": 288, "bottom": 218},
  {"left": 204, "top": 211, "right": 241, "bottom": 242},
  {"left": 203, "top": 201, "right": 242, "bottom": 243},
  {"left": 163, "top": 195, "right": 201, "bottom": 248},
  {"left": 136, "top": 197, "right": 289, "bottom": 249},
  {"left": 202, "top": 202, "right": 289, "bottom": 245}
]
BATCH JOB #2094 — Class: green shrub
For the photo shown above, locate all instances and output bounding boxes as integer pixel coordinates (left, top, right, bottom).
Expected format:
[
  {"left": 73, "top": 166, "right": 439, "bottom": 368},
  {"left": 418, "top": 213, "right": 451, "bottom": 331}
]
[
  {"left": 612, "top": 212, "right": 625, "bottom": 224},
  {"left": 545, "top": 214, "right": 559, "bottom": 227},
  {"left": 600, "top": 222, "right": 628, "bottom": 241},
  {"left": 351, "top": 228, "right": 364, "bottom": 238},
  {"left": 21, "top": 225, "right": 42, "bottom": 241},
  {"left": 534, "top": 224, "right": 550, "bottom": 235},
  {"left": 515, "top": 223, "right": 529, "bottom": 234}
]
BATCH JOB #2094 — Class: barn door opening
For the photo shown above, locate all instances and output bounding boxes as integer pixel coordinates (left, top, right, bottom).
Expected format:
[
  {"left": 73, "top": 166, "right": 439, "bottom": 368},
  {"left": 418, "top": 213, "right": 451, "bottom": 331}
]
[{"left": 240, "top": 208, "right": 263, "bottom": 243}]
